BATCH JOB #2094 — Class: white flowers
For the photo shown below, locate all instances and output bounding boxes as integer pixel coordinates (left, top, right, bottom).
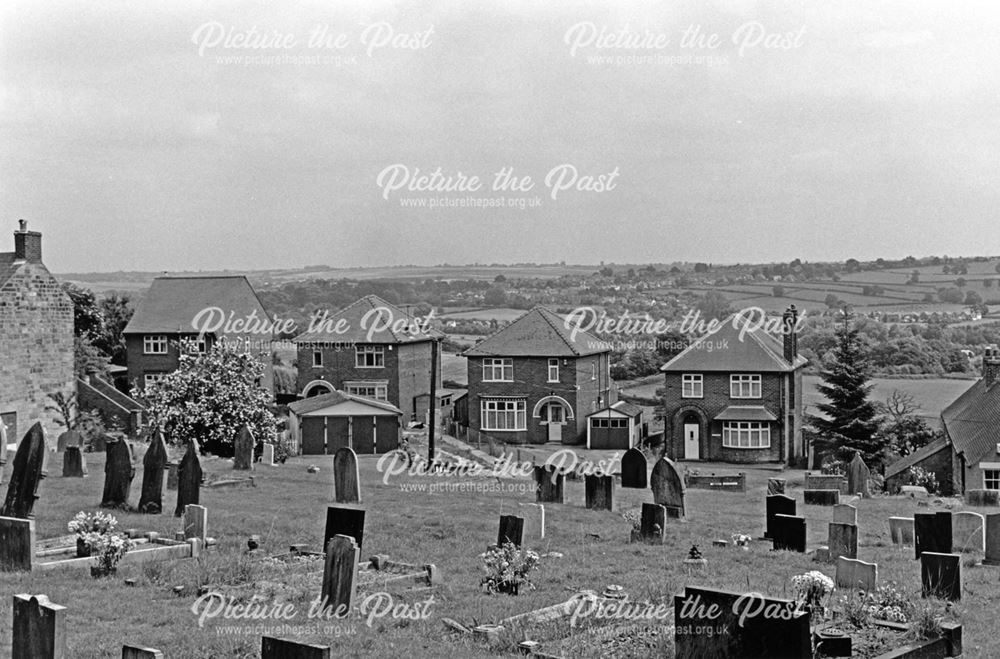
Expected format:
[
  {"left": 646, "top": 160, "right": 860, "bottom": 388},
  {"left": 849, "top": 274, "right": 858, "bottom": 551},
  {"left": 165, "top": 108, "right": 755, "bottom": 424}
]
[
  {"left": 68, "top": 510, "right": 134, "bottom": 571},
  {"left": 791, "top": 571, "right": 834, "bottom": 607}
]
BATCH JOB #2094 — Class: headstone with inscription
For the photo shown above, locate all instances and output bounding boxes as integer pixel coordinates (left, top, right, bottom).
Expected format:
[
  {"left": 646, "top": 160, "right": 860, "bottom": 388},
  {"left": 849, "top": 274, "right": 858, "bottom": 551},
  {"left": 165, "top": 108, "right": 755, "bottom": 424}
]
[
  {"left": 828, "top": 523, "right": 858, "bottom": 561},
  {"left": 620, "top": 448, "right": 647, "bottom": 488},
  {"left": 650, "top": 457, "right": 685, "bottom": 518},
  {"left": 889, "top": 517, "right": 915, "bottom": 546},
  {"left": 765, "top": 494, "right": 795, "bottom": 539},
  {"left": 61, "top": 447, "right": 87, "bottom": 478},
  {"left": 233, "top": 425, "right": 255, "bottom": 471},
  {"left": 12, "top": 593, "right": 66, "bottom": 659},
  {"left": 832, "top": 504, "right": 857, "bottom": 526},
  {"left": 534, "top": 465, "right": 565, "bottom": 504},
  {"left": 952, "top": 511, "right": 985, "bottom": 553},
  {"left": 1, "top": 423, "right": 48, "bottom": 519},
  {"left": 835, "top": 556, "right": 877, "bottom": 591},
  {"left": 914, "top": 511, "right": 952, "bottom": 559},
  {"left": 138, "top": 430, "right": 168, "bottom": 514},
  {"left": 639, "top": 502, "right": 665, "bottom": 544},
  {"left": 321, "top": 534, "right": 360, "bottom": 618},
  {"left": 846, "top": 453, "right": 872, "bottom": 497},
  {"left": 333, "top": 447, "right": 360, "bottom": 504},
  {"left": 100, "top": 437, "right": 135, "bottom": 509},
  {"left": 584, "top": 474, "right": 613, "bottom": 511},
  {"left": 174, "top": 439, "right": 203, "bottom": 517}
]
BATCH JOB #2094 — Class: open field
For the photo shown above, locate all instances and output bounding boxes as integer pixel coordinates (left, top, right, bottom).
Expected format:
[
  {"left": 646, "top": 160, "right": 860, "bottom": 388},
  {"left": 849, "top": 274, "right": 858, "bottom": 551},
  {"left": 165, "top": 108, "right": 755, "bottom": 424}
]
[{"left": 2, "top": 445, "right": 993, "bottom": 657}]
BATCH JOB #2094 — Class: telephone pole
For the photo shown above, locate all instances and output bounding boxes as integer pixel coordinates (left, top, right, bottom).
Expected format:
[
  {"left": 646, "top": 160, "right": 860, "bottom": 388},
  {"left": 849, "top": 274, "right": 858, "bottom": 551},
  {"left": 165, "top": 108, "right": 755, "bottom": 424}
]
[{"left": 427, "top": 337, "right": 439, "bottom": 462}]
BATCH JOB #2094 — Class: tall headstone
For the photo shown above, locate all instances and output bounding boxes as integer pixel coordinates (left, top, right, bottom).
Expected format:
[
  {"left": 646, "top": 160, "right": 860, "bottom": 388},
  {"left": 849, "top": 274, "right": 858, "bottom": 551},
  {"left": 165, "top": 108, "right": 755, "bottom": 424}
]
[
  {"left": 138, "top": 430, "right": 168, "bottom": 514},
  {"left": 584, "top": 474, "right": 613, "bottom": 511},
  {"left": 321, "top": 534, "right": 359, "bottom": 618},
  {"left": 324, "top": 505, "right": 365, "bottom": 553},
  {"left": 55, "top": 430, "right": 82, "bottom": 453},
  {"left": 914, "top": 511, "right": 952, "bottom": 559},
  {"left": 846, "top": 453, "right": 871, "bottom": 497},
  {"left": 333, "top": 447, "right": 361, "bottom": 504},
  {"left": 767, "top": 478, "right": 786, "bottom": 495},
  {"left": 952, "top": 511, "right": 985, "bottom": 553},
  {"left": 61, "top": 447, "right": 87, "bottom": 478},
  {"left": 166, "top": 462, "right": 178, "bottom": 491},
  {"left": 517, "top": 503, "right": 545, "bottom": 543},
  {"left": 122, "top": 646, "right": 164, "bottom": 659},
  {"left": 12, "top": 593, "right": 66, "bottom": 659},
  {"left": 233, "top": 425, "right": 255, "bottom": 471},
  {"left": 765, "top": 494, "right": 795, "bottom": 539},
  {"left": 832, "top": 504, "right": 857, "bottom": 526},
  {"left": 261, "top": 637, "right": 331, "bottom": 659},
  {"left": 772, "top": 514, "right": 806, "bottom": 552},
  {"left": 984, "top": 513, "right": 1000, "bottom": 566},
  {"left": 650, "top": 457, "right": 685, "bottom": 518},
  {"left": 1, "top": 423, "right": 48, "bottom": 519},
  {"left": 639, "top": 502, "right": 666, "bottom": 544},
  {"left": 534, "top": 465, "right": 565, "bottom": 504},
  {"left": 828, "top": 523, "right": 858, "bottom": 561},
  {"left": 0, "top": 516, "right": 36, "bottom": 572},
  {"left": 174, "top": 439, "right": 203, "bottom": 517},
  {"left": 920, "top": 552, "right": 961, "bottom": 601},
  {"left": 497, "top": 515, "right": 524, "bottom": 547},
  {"left": 889, "top": 517, "right": 915, "bottom": 546},
  {"left": 620, "top": 448, "right": 647, "bottom": 488},
  {"left": 100, "top": 437, "right": 134, "bottom": 509},
  {"left": 183, "top": 504, "right": 208, "bottom": 544},
  {"left": 835, "top": 556, "right": 878, "bottom": 591},
  {"left": 262, "top": 444, "right": 276, "bottom": 466}
]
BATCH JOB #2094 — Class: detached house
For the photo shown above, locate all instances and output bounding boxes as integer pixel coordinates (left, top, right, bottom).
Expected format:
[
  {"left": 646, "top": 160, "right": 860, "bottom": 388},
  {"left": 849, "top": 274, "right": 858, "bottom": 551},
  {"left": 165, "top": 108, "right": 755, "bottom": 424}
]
[
  {"left": 660, "top": 306, "right": 807, "bottom": 465},
  {"left": 463, "top": 306, "right": 614, "bottom": 445},
  {"left": 0, "top": 221, "right": 74, "bottom": 441},
  {"left": 123, "top": 275, "right": 274, "bottom": 395}
]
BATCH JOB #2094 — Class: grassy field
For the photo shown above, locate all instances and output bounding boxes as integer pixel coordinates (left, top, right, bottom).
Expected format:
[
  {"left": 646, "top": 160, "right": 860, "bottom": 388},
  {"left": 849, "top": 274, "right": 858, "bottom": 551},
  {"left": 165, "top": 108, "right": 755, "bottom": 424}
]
[{"left": 1, "top": 442, "right": 994, "bottom": 657}]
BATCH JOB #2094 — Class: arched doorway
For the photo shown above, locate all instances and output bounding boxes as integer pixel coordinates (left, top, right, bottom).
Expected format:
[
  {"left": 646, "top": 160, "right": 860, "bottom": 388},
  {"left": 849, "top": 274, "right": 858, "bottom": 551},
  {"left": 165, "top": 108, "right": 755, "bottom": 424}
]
[
  {"left": 682, "top": 412, "right": 700, "bottom": 460},
  {"left": 302, "top": 380, "right": 335, "bottom": 398},
  {"left": 533, "top": 395, "right": 574, "bottom": 443}
]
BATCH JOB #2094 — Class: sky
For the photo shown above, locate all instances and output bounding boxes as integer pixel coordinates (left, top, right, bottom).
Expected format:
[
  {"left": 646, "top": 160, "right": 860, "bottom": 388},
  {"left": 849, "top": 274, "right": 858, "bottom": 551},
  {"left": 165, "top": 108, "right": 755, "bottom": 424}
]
[{"left": 1, "top": 0, "right": 998, "bottom": 273}]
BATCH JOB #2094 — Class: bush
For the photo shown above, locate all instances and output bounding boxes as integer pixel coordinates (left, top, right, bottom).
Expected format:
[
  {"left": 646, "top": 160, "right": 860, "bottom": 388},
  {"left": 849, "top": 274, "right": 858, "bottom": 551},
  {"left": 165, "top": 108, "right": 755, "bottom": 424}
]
[{"left": 904, "top": 466, "right": 939, "bottom": 494}]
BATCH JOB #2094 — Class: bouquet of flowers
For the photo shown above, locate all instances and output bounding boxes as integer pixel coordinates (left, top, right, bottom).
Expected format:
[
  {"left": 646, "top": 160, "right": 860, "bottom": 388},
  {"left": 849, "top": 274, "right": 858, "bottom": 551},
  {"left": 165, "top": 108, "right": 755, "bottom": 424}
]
[
  {"left": 68, "top": 511, "right": 120, "bottom": 554},
  {"left": 731, "top": 533, "right": 752, "bottom": 549},
  {"left": 791, "top": 571, "right": 834, "bottom": 610},
  {"left": 90, "top": 532, "right": 134, "bottom": 573},
  {"left": 479, "top": 541, "right": 540, "bottom": 595}
]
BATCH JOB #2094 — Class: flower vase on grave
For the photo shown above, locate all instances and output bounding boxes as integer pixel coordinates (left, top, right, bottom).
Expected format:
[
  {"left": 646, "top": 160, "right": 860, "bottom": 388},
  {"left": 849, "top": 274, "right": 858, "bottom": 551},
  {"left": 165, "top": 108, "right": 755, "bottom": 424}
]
[{"left": 76, "top": 537, "right": 91, "bottom": 558}]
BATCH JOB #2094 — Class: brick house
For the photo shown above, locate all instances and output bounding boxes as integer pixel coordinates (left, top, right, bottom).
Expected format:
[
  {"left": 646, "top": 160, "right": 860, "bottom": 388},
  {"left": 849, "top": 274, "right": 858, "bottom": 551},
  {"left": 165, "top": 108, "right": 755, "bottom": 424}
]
[
  {"left": 0, "top": 221, "right": 75, "bottom": 442},
  {"left": 123, "top": 275, "right": 274, "bottom": 396},
  {"left": 463, "top": 306, "right": 614, "bottom": 445},
  {"left": 660, "top": 307, "right": 807, "bottom": 465},
  {"left": 293, "top": 295, "right": 442, "bottom": 421}
]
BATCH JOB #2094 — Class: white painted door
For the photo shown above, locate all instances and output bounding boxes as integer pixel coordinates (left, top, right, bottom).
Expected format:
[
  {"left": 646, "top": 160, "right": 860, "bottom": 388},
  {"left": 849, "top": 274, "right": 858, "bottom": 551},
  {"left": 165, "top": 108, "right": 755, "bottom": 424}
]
[
  {"left": 547, "top": 404, "right": 564, "bottom": 442},
  {"left": 684, "top": 423, "right": 700, "bottom": 460}
]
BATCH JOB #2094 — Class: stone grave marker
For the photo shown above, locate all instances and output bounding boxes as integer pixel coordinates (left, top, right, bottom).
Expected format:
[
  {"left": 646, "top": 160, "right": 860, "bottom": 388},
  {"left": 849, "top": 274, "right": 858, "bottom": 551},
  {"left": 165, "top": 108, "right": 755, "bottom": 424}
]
[
  {"left": 497, "top": 515, "right": 524, "bottom": 547},
  {"left": 166, "top": 462, "right": 178, "bottom": 491},
  {"left": 832, "top": 504, "right": 857, "bottom": 526},
  {"left": 639, "top": 502, "right": 665, "bottom": 544},
  {"left": 321, "top": 534, "right": 360, "bottom": 618},
  {"left": 650, "top": 457, "right": 685, "bottom": 518},
  {"left": 984, "top": 513, "right": 1000, "bottom": 566},
  {"left": 183, "top": 504, "right": 208, "bottom": 544},
  {"left": 233, "top": 425, "right": 255, "bottom": 471},
  {"left": 174, "top": 439, "right": 203, "bottom": 517},
  {"left": 828, "top": 523, "right": 858, "bottom": 561},
  {"left": 620, "top": 448, "right": 647, "bottom": 488},
  {"left": 261, "top": 636, "right": 331, "bottom": 659},
  {"left": 803, "top": 489, "right": 839, "bottom": 506},
  {"left": 772, "top": 514, "right": 806, "bottom": 552},
  {"left": 55, "top": 430, "right": 82, "bottom": 453},
  {"left": 765, "top": 494, "right": 795, "bottom": 539},
  {"left": 767, "top": 478, "right": 786, "bottom": 495},
  {"left": 61, "top": 447, "right": 87, "bottom": 478},
  {"left": 835, "top": 556, "right": 877, "bottom": 591},
  {"left": 914, "top": 511, "right": 952, "bottom": 559},
  {"left": 584, "top": 474, "right": 613, "bottom": 511},
  {"left": 517, "top": 503, "right": 545, "bottom": 543},
  {"left": 0, "top": 516, "right": 35, "bottom": 571},
  {"left": 1, "top": 423, "right": 48, "bottom": 519},
  {"left": 100, "top": 437, "right": 134, "bottom": 509},
  {"left": 534, "top": 465, "right": 565, "bottom": 504},
  {"left": 952, "top": 511, "right": 985, "bottom": 553},
  {"left": 122, "top": 646, "right": 164, "bottom": 659},
  {"left": 262, "top": 444, "right": 275, "bottom": 466},
  {"left": 920, "top": 552, "right": 961, "bottom": 601},
  {"left": 138, "top": 430, "right": 168, "bottom": 514},
  {"left": 12, "top": 593, "right": 66, "bottom": 659},
  {"left": 889, "top": 516, "right": 914, "bottom": 546},
  {"left": 325, "top": 505, "right": 366, "bottom": 553},
  {"left": 900, "top": 485, "right": 930, "bottom": 498},
  {"left": 846, "top": 452, "right": 871, "bottom": 497},
  {"left": 805, "top": 473, "right": 847, "bottom": 494},
  {"left": 333, "top": 447, "right": 361, "bottom": 504}
]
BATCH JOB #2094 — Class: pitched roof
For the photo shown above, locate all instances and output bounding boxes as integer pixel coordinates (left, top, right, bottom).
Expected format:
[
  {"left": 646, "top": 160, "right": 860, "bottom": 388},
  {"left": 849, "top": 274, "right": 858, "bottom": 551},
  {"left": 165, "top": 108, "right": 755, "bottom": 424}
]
[
  {"left": 885, "top": 435, "right": 951, "bottom": 480},
  {"left": 589, "top": 400, "right": 643, "bottom": 418},
  {"left": 660, "top": 315, "right": 808, "bottom": 372},
  {"left": 123, "top": 276, "right": 268, "bottom": 334},
  {"left": 714, "top": 405, "right": 778, "bottom": 422},
  {"left": 940, "top": 376, "right": 1000, "bottom": 466},
  {"left": 292, "top": 294, "right": 441, "bottom": 344},
  {"left": 0, "top": 252, "right": 21, "bottom": 288},
  {"left": 462, "top": 306, "right": 609, "bottom": 357},
  {"left": 287, "top": 390, "right": 402, "bottom": 415}
]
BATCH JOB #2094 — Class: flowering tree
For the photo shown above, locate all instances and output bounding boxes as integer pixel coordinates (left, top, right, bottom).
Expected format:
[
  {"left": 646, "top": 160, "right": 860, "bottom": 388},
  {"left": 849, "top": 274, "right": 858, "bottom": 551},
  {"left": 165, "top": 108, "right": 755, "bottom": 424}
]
[{"left": 136, "top": 342, "right": 275, "bottom": 455}]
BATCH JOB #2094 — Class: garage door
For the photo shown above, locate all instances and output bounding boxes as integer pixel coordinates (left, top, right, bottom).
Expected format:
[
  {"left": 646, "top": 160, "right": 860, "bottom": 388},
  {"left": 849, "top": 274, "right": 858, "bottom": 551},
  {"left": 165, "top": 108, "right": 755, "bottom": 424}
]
[
  {"left": 352, "top": 416, "right": 376, "bottom": 454},
  {"left": 375, "top": 416, "right": 400, "bottom": 453},
  {"left": 300, "top": 417, "right": 326, "bottom": 455},
  {"left": 326, "top": 417, "right": 350, "bottom": 454}
]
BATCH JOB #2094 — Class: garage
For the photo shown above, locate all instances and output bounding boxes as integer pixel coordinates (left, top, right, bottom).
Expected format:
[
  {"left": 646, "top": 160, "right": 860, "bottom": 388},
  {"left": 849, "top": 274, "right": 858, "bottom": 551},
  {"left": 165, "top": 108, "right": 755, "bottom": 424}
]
[
  {"left": 288, "top": 391, "right": 402, "bottom": 455},
  {"left": 587, "top": 401, "right": 643, "bottom": 450}
]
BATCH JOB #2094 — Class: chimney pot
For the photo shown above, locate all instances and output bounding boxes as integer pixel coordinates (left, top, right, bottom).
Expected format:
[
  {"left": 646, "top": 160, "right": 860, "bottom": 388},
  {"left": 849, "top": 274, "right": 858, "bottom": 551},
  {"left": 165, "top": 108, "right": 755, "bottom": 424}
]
[
  {"left": 783, "top": 305, "right": 799, "bottom": 364},
  {"left": 13, "top": 221, "right": 42, "bottom": 263},
  {"left": 984, "top": 344, "right": 1000, "bottom": 386}
]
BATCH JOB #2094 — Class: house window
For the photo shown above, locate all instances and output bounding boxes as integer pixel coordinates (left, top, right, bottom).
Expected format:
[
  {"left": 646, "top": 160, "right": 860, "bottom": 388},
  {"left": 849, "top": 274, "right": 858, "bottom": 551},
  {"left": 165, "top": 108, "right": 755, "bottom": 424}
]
[
  {"left": 481, "top": 398, "right": 526, "bottom": 431},
  {"left": 181, "top": 336, "right": 207, "bottom": 354},
  {"left": 347, "top": 383, "right": 388, "bottom": 401},
  {"left": 143, "top": 335, "right": 168, "bottom": 355},
  {"left": 482, "top": 358, "right": 513, "bottom": 382},
  {"left": 682, "top": 374, "right": 703, "bottom": 398},
  {"left": 548, "top": 359, "right": 559, "bottom": 382},
  {"left": 144, "top": 373, "right": 167, "bottom": 387},
  {"left": 985, "top": 469, "right": 1000, "bottom": 490},
  {"left": 722, "top": 421, "right": 771, "bottom": 449},
  {"left": 355, "top": 345, "right": 384, "bottom": 368},
  {"left": 592, "top": 418, "right": 627, "bottom": 428},
  {"left": 591, "top": 363, "right": 597, "bottom": 380},
  {"left": 730, "top": 374, "right": 762, "bottom": 399},
  {"left": 312, "top": 350, "right": 323, "bottom": 368}
]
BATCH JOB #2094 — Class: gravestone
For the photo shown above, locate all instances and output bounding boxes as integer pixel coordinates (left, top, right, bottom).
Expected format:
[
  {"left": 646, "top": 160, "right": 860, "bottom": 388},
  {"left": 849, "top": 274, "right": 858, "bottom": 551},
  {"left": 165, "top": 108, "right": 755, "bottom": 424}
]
[
  {"left": 324, "top": 505, "right": 365, "bottom": 553},
  {"left": 920, "top": 552, "right": 961, "bottom": 601},
  {"left": 835, "top": 556, "right": 878, "bottom": 591},
  {"left": 174, "top": 440, "right": 203, "bottom": 517},
  {"left": 122, "top": 646, "right": 164, "bottom": 659},
  {"left": 984, "top": 513, "right": 1000, "bottom": 566},
  {"left": 138, "top": 430, "right": 168, "bottom": 514},
  {"left": 767, "top": 478, "right": 786, "bottom": 495},
  {"left": 1, "top": 423, "right": 48, "bottom": 519},
  {"left": 803, "top": 489, "right": 839, "bottom": 506},
  {"left": 828, "top": 523, "right": 858, "bottom": 561},
  {"left": 0, "top": 516, "right": 35, "bottom": 571},
  {"left": 321, "top": 534, "right": 360, "bottom": 618},
  {"left": 966, "top": 489, "right": 1000, "bottom": 506},
  {"left": 333, "top": 447, "right": 361, "bottom": 504},
  {"left": 639, "top": 502, "right": 665, "bottom": 544},
  {"left": 900, "top": 485, "right": 930, "bottom": 498},
  {"left": 13, "top": 594, "right": 67, "bottom": 659},
  {"left": 534, "top": 465, "right": 565, "bottom": 504},
  {"left": 61, "top": 447, "right": 87, "bottom": 478},
  {"left": 765, "top": 494, "right": 795, "bottom": 539},
  {"left": 497, "top": 515, "right": 524, "bottom": 547},
  {"left": 56, "top": 430, "right": 82, "bottom": 453},
  {"left": 772, "top": 514, "right": 806, "bottom": 552},
  {"left": 100, "top": 437, "right": 135, "bottom": 509},
  {"left": 846, "top": 453, "right": 871, "bottom": 497},
  {"left": 805, "top": 473, "right": 847, "bottom": 494},
  {"left": 261, "top": 636, "right": 331, "bottom": 659},
  {"left": 183, "top": 504, "right": 208, "bottom": 544},
  {"left": 233, "top": 425, "right": 255, "bottom": 471},
  {"left": 832, "top": 504, "right": 857, "bottom": 526},
  {"left": 650, "top": 457, "right": 685, "bottom": 518},
  {"left": 674, "top": 585, "right": 811, "bottom": 658},
  {"left": 952, "top": 511, "right": 985, "bottom": 553},
  {"left": 166, "top": 462, "right": 178, "bottom": 491},
  {"left": 517, "top": 503, "right": 545, "bottom": 543},
  {"left": 914, "top": 511, "right": 952, "bottom": 559},
  {"left": 889, "top": 517, "right": 915, "bottom": 546},
  {"left": 620, "top": 448, "right": 647, "bottom": 488},
  {"left": 262, "top": 444, "right": 275, "bottom": 466},
  {"left": 584, "top": 474, "right": 613, "bottom": 511}
]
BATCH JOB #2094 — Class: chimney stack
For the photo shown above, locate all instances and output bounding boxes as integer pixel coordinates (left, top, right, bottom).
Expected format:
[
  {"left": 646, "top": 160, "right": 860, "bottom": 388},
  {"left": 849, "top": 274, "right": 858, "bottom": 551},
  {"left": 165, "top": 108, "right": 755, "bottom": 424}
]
[
  {"left": 783, "top": 305, "right": 799, "bottom": 364},
  {"left": 13, "top": 220, "right": 42, "bottom": 263},
  {"left": 984, "top": 345, "right": 1000, "bottom": 387}
]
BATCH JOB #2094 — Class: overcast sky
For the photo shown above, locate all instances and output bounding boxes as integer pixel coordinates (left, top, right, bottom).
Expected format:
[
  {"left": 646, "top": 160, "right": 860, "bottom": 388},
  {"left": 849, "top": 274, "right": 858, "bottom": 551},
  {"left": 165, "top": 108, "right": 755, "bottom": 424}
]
[{"left": 1, "top": 1, "right": 998, "bottom": 273}]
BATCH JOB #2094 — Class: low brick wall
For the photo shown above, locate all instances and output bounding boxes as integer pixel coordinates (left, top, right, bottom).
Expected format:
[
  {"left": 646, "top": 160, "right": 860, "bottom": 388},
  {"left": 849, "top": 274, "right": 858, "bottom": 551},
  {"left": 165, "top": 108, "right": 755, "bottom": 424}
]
[{"left": 684, "top": 473, "right": 746, "bottom": 492}]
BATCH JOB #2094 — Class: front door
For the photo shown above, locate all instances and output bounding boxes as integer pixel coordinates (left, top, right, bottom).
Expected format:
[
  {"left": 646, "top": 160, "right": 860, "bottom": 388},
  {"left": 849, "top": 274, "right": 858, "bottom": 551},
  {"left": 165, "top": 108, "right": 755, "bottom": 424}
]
[
  {"left": 683, "top": 422, "right": 700, "bottom": 460},
  {"left": 547, "top": 403, "right": 564, "bottom": 443}
]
